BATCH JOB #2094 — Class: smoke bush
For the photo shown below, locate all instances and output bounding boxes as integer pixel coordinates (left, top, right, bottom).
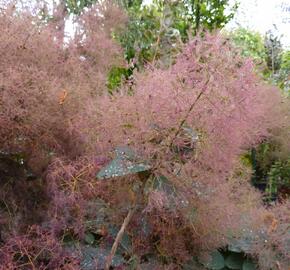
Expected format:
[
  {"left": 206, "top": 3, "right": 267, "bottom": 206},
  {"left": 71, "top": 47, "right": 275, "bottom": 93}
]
[
  {"left": 93, "top": 33, "right": 288, "bottom": 265},
  {"left": 0, "top": 2, "right": 288, "bottom": 269},
  {"left": 0, "top": 3, "right": 124, "bottom": 172}
]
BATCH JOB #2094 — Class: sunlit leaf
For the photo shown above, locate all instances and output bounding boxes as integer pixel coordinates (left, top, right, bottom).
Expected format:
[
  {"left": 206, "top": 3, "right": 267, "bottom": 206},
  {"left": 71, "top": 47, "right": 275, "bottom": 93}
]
[{"left": 96, "top": 146, "right": 151, "bottom": 179}]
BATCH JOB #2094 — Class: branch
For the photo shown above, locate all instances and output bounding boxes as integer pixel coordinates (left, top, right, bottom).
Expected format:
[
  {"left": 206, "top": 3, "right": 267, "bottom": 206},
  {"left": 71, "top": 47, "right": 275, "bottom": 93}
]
[
  {"left": 169, "top": 76, "right": 210, "bottom": 148},
  {"left": 104, "top": 207, "right": 136, "bottom": 270}
]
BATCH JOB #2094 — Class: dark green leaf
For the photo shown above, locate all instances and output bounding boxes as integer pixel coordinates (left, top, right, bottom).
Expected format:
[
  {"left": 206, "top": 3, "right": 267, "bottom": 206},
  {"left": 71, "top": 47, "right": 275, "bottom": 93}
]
[
  {"left": 228, "top": 237, "right": 252, "bottom": 253},
  {"left": 81, "top": 246, "right": 124, "bottom": 270},
  {"left": 225, "top": 253, "right": 244, "bottom": 269},
  {"left": 153, "top": 175, "right": 176, "bottom": 195},
  {"left": 107, "top": 225, "right": 132, "bottom": 252},
  {"left": 96, "top": 146, "right": 150, "bottom": 179},
  {"left": 84, "top": 233, "right": 95, "bottom": 245},
  {"left": 183, "top": 257, "right": 205, "bottom": 269},
  {"left": 242, "top": 260, "right": 257, "bottom": 270},
  {"left": 200, "top": 250, "right": 225, "bottom": 270}
]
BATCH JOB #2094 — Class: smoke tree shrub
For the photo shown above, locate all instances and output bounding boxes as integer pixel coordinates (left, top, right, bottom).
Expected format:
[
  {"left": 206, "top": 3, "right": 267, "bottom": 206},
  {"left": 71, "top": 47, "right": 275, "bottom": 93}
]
[
  {"left": 0, "top": 2, "right": 289, "bottom": 269},
  {"left": 94, "top": 33, "right": 288, "bottom": 267},
  {"left": 0, "top": 1, "right": 125, "bottom": 267},
  {"left": 0, "top": 3, "right": 124, "bottom": 171}
]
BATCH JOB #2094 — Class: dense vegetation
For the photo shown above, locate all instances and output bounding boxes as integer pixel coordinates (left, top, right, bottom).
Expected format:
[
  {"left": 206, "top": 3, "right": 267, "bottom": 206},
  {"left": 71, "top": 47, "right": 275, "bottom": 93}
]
[{"left": 0, "top": 1, "right": 289, "bottom": 269}]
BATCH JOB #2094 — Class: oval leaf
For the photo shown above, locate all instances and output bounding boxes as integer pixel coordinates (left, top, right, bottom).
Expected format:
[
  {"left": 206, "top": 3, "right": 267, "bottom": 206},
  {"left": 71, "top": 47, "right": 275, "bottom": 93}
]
[
  {"left": 200, "top": 250, "right": 225, "bottom": 270},
  {"left": 225, "top": 253, "right": 244, "bottom": 269},
  {"left": 97, "top": 146, "right": 150, "bottom": 179},
  {"left": 84, "top": 233, "right": 95, "bottom": 245},
  {"left": 242, "top": 260, "right": 257, "bottom": 270}
]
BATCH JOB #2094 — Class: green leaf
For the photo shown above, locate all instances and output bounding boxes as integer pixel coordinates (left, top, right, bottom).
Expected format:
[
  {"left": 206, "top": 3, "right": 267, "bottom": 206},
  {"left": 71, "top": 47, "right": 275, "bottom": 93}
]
[
  {"left": 114, "top": 146, "right": 136, "bottom": 160},
  {"left": 107, "top": 225, "right": 132, "bottom": 252},
  {"left": 242, "top": 260, "right": 256, "bottom": 270},
  {"left": 225, "top": 253, "right": 244, "bottom": 269},
  {"left": 153, "top": 175, "right": 176, "bottom": 195},
  {"left": 183, "top": 257, "right": 205, "bottom": 269},
  {"left": 151, "top": 175, "right": 180, "bottom": 208},
  {"left": 84, "top": 233, "right": 95, "bottom": 245},
  {"left": 118, "top": 231, "right": 132, "bottom": 253},
  {"left": 227, "top": 244, "right": 242, "bottom": 253},
  {"left": 200, "top": 250, "right": 225, "bottom": 270},
  {"left": 107, "top": 66, "right": 129, "bottom": 91},
  {"left": 97, "top": 158, "right": 150, "bottom": 179},
  {"left": 81, "top": 246, "right": 124, "bottom": 270},
  {"left": 228, "top": 238, "right": 252, "bottom": 253},
  {"left": 96, "top": 146, "right": 151, "bottom": 179}
]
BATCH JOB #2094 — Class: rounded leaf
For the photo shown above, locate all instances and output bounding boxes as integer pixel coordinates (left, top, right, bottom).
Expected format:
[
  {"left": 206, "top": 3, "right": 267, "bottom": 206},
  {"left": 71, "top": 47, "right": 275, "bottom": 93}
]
[
  {"left": 84, "top": 233, "right": 95, "bottom": 245},
  {"left": 242, "top": 260, "right": 257, "bottom": 270},
  {"left": 200, "top": 250, "right": 225, "bottom": 270},
  {"left": 225, "top": 253, "right": 244, "bottom": 269}
]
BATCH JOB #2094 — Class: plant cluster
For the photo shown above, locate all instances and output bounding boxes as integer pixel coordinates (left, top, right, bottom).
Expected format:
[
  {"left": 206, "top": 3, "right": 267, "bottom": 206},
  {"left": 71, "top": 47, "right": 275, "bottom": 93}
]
[{"left": 0, "top": 1, "right": 289, "bottom": 269}]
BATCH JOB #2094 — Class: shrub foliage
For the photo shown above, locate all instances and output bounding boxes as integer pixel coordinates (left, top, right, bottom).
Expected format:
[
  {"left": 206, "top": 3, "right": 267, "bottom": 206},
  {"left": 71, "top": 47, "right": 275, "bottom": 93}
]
[{"left": 0, "top": 2, "right": 289, "bottom": 269}]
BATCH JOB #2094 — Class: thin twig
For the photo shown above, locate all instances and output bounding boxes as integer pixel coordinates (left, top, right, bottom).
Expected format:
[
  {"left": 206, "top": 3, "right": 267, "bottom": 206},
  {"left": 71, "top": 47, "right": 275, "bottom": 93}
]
[
  {"left": 150, "top": 77, "right": 210, "bottom": 173},
  {"left": 169, "top": 76, "right": 210, "bottom": 148},
  {"left": 104, "top": 207, "right": 137, "bottom": 270}
]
